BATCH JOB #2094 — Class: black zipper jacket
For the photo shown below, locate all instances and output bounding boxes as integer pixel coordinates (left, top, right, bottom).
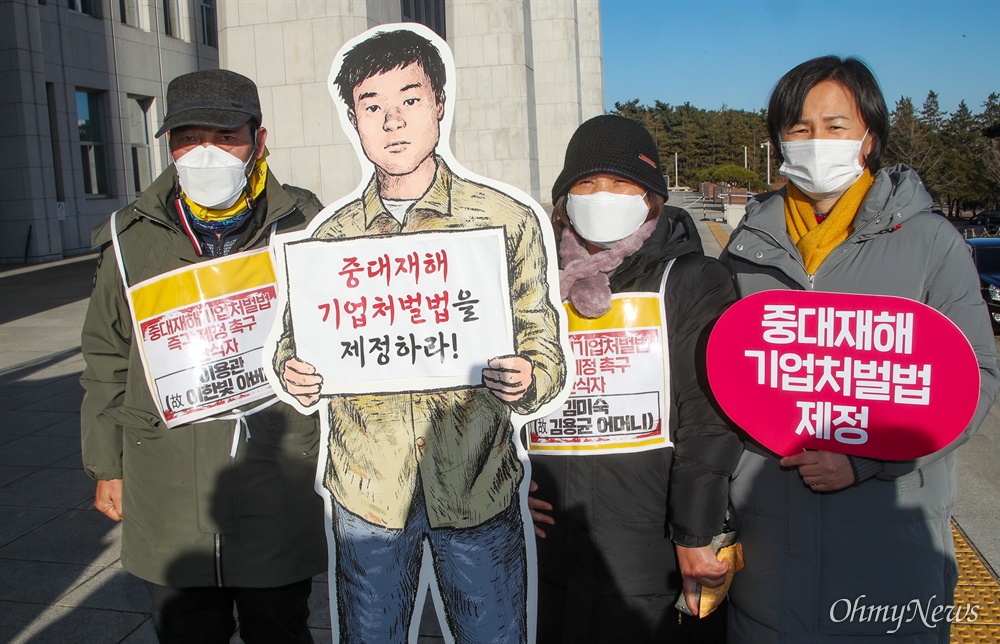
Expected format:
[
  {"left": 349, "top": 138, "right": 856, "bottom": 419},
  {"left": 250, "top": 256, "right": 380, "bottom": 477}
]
[{"left": 531, "top": 206, "right": 743, "bottom": 639}]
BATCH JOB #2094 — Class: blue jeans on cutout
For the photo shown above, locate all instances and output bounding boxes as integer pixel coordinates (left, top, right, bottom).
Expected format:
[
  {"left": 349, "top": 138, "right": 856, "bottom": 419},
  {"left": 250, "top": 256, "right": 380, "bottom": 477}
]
[{"left": 331, "top": 489, "right": 526, "bottom": 644}]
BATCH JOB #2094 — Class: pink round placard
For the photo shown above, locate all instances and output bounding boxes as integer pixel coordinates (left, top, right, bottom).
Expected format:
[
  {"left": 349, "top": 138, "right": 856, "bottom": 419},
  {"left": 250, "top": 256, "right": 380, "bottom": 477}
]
[{"left": 707, "top": 290, "right": 981, "bottom": 460}]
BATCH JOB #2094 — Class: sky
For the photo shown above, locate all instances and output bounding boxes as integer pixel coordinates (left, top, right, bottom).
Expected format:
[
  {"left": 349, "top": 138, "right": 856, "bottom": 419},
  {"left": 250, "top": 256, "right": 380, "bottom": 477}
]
[{"left": 600, "top": 0, "right": 1000, "bottom": 116}]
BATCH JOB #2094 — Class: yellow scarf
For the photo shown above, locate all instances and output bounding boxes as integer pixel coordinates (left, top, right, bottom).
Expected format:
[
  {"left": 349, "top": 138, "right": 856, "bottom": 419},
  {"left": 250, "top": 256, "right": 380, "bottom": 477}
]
[
  {"left": 182, "top": 157, "right": 269, "bottom": 222},
  {"left": 784, "top": 168, "right": 875, "bottom": 275}
]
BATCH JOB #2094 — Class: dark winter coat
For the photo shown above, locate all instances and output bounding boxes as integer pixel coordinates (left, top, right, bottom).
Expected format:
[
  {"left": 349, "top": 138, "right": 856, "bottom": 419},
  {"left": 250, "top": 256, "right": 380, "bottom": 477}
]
[{"left": 531, "top": 206, "right": 743, "bottom": 642}]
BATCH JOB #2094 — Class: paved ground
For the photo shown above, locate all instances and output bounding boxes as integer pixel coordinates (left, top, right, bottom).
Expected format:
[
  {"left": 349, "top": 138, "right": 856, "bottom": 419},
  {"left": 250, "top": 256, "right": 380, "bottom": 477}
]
[
  {"left": 1, "top": 199, "right": 996, "bottom": 643},
  {"left": 1, "top": 256, "right": 161, "bottom": 643},
  {"left": 0, "top": 254, "right": 450, "bottom": 643}
]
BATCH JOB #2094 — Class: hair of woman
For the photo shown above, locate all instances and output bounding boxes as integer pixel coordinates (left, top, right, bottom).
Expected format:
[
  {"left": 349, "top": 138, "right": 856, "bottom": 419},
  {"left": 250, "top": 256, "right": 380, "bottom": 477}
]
[{"left": 766, "top": 55, "right": 890, "bottom": 171}]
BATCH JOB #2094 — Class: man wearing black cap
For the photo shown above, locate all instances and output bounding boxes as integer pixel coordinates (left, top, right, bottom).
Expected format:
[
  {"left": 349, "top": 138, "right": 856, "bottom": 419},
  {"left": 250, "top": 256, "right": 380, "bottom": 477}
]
[{"left": 80, "top": 69, "right": 326, "bottom": 642}]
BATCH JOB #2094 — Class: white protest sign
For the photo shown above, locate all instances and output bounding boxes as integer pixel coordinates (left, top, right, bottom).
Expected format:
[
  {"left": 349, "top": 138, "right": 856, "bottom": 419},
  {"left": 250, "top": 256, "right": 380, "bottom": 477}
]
[
  {"left": 529, "top": 294, "right": 671, "bottom": 455},
  {"left": 127, "top": 248, "right": 277, "bottom": 427},
  {"left": 282, "top": 227, "right": 514, "bottom": 394}
]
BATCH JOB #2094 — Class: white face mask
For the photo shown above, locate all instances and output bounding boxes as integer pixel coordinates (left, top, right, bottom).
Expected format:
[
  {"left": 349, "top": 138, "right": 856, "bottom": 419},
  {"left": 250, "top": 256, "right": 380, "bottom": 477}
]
[
  {"left": 779, "top": 130, "right": 868, "bottom": 201},
  {"left": 174, "top": 144, "right": 255, "bottom": 209},
  {"left": 566, "top": 192, "right": 649, "bottom": 249}
]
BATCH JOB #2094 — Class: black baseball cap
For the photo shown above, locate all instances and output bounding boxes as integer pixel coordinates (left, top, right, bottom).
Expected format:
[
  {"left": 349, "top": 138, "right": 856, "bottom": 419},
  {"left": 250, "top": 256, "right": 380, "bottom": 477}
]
[{"left": 155, "top": 69, "right": 262, "bottom": 138}]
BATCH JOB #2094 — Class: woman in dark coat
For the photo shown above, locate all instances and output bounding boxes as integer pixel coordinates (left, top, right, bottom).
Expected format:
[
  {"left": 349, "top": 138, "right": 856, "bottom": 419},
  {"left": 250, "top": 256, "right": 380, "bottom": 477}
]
[{"left": 528, "top": 115, "right": 743, "bottom": 643}]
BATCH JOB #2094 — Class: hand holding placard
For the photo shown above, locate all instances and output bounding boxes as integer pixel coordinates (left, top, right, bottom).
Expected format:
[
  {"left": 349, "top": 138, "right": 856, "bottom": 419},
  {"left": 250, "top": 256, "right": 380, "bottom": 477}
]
[{"left": 779, "top": 450, "right": 856, "bottom": 491}]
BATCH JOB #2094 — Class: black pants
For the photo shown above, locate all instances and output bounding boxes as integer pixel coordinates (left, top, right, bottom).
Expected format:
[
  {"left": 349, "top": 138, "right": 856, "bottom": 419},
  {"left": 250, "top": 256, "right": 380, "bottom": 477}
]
[{"left": 145, "top": 578, "right": 314, "bottom": 644}]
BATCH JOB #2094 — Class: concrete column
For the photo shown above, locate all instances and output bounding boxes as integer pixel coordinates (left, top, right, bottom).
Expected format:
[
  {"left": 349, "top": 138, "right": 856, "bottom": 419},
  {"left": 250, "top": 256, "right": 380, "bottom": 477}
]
[
  {"left": 529, "top": 0, "right": 604, "bottom": 206},
  {"left": 447, "top": 0, "right": 539, "bottom": 201},
  {"left": 576, "top": 0, "right": 603, "bottom": 120},
  {"left": 0, "top": 0, "right": 62, "bottom": 262},
  {"left": 215, "top": 0, "right": 601, "bottom": 209},
  {"left": 218, "top": 0, "right": 384, "bottom": 204}
]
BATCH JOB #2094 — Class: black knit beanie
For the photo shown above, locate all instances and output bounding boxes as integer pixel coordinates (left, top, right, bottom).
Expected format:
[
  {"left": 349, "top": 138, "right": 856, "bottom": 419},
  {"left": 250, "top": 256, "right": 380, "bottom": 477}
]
[{"left": 552, "top": 115, "right": 669, "bottom": 203}]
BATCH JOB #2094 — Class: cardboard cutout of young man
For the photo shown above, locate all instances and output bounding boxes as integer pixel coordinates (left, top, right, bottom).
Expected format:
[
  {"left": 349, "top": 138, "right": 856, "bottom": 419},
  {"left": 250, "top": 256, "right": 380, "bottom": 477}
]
[{"left": 264, "top": 25, "right": 571, "bottom": 644}]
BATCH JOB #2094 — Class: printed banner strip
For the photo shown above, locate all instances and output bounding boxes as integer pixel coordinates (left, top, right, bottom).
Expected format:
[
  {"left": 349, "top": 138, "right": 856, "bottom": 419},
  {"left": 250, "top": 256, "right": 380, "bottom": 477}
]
[
  {"left": 566, "top": 297, "right": 662, "bottom": 331},
  {"left": 531, "top": 436, "right": 669, "bottom": 453},
  {"left": 130, "top": 248, "right": 276, "bottom": 320}
]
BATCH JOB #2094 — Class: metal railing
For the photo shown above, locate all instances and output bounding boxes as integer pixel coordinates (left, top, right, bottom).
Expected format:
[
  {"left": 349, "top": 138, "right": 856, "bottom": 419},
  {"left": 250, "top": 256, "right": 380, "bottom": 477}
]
[{"left": 963, "top": 227, "right": 999, "bottom": 239}]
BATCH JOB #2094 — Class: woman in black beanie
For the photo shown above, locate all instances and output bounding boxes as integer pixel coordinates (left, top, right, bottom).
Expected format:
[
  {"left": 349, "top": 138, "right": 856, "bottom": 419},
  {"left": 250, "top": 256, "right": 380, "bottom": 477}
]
[{"left": 528, "top": 115, "right": 743, "bottom": 642}]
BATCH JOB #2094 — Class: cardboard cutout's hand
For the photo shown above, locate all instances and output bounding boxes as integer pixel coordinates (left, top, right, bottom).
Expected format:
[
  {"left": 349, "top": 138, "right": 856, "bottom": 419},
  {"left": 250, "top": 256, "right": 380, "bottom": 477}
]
[
  {"left": 282, "top": 357, "right": 324, "bottom": 407},
  {"left": 527, "top": 479, "right": 555, "bottom": 539},
  {"left": 95, "top": 479, "right": 123, "bottom": 521},
  {"left": 482, "top": 355, "right": 532, "bottom": 403}
]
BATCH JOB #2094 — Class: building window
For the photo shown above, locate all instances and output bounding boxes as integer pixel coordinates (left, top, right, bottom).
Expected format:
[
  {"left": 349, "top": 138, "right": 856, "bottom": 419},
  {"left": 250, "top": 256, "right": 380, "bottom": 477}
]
[
  {"left": 68, "top": 0, "right": 97, "bottom": 17},
  {"left": 200, "top": 0, "right": 217, "bottom": 47},
  {"left": 119, "top": 0, "right": 141, "bottom": 27},
  {"left": 76, "top": 90, "right": 108, "bottom": 195},
  {"left": 401, "top": 0, "right": 446, "bottom": 39},
  {"left": 163, "top": 0, "right": 180, "bottom": 37},
  {"left": 46, "top": 83, "right": 66, "bottom": 201},
  {"left": 128, "top": 97, "right": 153, "bottom": 193}
]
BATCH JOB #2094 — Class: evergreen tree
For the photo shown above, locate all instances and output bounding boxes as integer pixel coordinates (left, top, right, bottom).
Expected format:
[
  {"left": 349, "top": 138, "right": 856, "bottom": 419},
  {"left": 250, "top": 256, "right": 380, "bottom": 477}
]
[
  {"left": 919, "top": 91, "right": 946, "bottom": 130},
  {"left": 940, "top": 101, "right": 984, "bottom": 213},
  {"left": 979, "top": 93, "right": 1000, "bottom": 209},
  {"left": 608, "top": 92, "right": 995, "bottom": 208},
  {"left": 611, "top": 100, "right": 768, "bottom": 189},
  {"left": 887, "top": 96, "right": 948, "bottom": 204}
]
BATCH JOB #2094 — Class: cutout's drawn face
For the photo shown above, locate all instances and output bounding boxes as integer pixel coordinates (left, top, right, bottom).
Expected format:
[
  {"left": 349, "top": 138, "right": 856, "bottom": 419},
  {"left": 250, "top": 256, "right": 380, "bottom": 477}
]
[{"left": 349, "top": 62, "right": 444, "bottom": 177}]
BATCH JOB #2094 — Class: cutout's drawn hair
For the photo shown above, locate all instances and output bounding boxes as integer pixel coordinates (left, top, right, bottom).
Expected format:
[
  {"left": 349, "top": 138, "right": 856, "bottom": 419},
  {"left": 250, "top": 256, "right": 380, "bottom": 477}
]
[
  {"left": 335, "top": 29, "right": 447, "bottom": 111},
  {"left": 767, "top": 55, "right": 890, "bottom": 171}
]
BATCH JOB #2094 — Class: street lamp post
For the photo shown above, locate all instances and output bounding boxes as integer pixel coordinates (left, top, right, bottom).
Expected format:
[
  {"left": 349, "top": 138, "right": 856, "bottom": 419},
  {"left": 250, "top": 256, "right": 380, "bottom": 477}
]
[{"left": 760, "top": 141, "right": 771, "bottom": 186}]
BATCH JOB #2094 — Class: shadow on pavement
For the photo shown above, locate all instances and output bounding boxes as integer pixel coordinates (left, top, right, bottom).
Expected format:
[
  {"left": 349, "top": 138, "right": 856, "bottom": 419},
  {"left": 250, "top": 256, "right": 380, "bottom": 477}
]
[{"left": 0, "top": 259, "right": 98, "bottom": 325}]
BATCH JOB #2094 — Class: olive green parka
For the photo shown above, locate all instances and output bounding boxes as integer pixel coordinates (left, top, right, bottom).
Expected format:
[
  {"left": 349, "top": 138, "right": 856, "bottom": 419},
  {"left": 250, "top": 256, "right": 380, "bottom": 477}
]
[{"left": 80, "top": 166, "right": 327, "bottom": 588}]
